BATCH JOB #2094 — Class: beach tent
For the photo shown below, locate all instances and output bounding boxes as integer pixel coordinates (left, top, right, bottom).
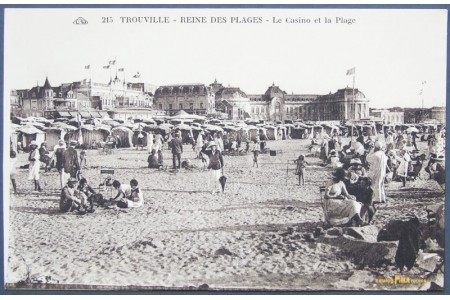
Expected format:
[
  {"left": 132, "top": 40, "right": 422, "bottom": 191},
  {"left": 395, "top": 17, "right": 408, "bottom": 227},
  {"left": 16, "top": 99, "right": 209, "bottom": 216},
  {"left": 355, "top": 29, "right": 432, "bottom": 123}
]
[
  {"left": 175, "top": 124, "right": 194, "bottom": 143},
  {"left": 17, "top": 125, "right": 45, "bottom": 149},
  {"left": 322, "top": 124, "right": 340, "bottom": 136},
  {"left": 71, "top": 125, "right": 111, "bottom": 148},
  {"left": 102, "top": 119, "right": 122, "bottom": 128},
  {"left": 264, "top": 125, "right": 277, "bottom": 140},
  {"left": 132, "top": 130, "right": 149, "bottom": 147},
  {"left": 112, "top": 126, "right": 133, "bottom": 148},
  {"left": 44, "top": 128, "right": 67, "bottom": 149},
  {"left": 290, "top": 127, "right": 308, "bottom": 139}
]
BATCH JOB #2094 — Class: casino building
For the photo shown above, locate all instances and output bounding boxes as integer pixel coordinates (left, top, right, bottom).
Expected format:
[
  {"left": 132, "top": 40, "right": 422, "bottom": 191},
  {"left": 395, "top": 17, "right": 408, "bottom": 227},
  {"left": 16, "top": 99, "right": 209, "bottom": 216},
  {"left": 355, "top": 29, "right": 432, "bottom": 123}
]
[{"left": 211, "top": 79, "right": 370, "bottom": 122}]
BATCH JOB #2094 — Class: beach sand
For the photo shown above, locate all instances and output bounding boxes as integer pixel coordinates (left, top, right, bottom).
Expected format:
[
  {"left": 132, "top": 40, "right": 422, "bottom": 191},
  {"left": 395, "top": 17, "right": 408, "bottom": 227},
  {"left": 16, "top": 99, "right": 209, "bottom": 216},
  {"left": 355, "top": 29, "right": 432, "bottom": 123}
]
[{"left": 5, "top": 139, "right": 444, "bottom": 291}]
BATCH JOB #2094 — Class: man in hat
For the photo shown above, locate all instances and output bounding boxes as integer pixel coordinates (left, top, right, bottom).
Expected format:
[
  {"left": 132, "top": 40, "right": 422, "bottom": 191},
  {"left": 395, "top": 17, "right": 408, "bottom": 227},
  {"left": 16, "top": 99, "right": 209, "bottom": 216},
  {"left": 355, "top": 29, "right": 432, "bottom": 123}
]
[
  {"left": 171, "top": 131, "right": 183, "bottom": 169},
  {"left": 206, "top": 141, "right": 224, "bottom": 194},
  {"left": 366, "top": 141, "right": 388, "bottom": 203},
  {"left": 62, "top": 140, "right": 80, "bottom": 187},
  {"left": 60, "top": 177, "right": 88, "bottom": 213}
]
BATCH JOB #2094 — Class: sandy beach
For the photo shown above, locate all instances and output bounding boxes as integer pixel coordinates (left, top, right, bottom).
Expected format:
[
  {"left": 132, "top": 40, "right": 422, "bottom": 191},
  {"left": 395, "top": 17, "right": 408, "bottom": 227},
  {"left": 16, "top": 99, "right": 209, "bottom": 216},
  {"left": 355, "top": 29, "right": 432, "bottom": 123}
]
[{"left": 5, "top": 138, "right": 444, "bottom": 291}]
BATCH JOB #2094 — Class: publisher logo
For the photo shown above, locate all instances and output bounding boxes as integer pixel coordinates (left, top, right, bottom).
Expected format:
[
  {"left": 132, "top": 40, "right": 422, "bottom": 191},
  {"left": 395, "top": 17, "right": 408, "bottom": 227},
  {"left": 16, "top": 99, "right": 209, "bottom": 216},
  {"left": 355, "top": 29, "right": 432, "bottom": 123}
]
[
  {"left": 375, "top": 275, "right": 428, "bottom": 285},
  {"left": 73, "top": 17, "right": 88, "bottom": 25}
]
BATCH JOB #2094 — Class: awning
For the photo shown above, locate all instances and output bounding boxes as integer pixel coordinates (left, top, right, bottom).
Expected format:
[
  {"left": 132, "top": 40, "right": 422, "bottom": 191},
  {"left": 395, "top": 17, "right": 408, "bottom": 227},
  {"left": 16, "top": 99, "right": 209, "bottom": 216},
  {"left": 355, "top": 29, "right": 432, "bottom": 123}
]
[
  {"left": 57, "top": 111, "right": 72, "bottom": 118},
  {"left": 97, "top": 111, "right": 109, "bottom": 118},
  {"left": 79, "top": 111, "right": 92, "bottom": 119}
]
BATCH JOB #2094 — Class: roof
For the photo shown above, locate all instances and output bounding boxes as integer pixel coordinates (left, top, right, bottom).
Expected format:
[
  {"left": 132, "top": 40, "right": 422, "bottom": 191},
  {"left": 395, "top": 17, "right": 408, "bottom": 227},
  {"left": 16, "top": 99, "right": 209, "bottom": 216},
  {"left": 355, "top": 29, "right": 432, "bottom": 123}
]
[
  {"left": 215, "top": 87, "right": 248, "bottom": 99},
  {"left": 43, "top": 76, "right": 51, "bottom": 89}
]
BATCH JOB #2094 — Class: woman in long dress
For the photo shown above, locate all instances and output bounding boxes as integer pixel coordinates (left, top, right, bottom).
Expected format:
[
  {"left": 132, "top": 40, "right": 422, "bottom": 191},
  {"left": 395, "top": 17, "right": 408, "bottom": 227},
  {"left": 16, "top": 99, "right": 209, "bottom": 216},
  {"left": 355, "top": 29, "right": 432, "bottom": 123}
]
[
  {"left": 322, "top": 168, "right": 363, "bottom": 227},
  {"left": 28, "top": 141, "right": 42, "bottom": 192},
  {"left": 195, "top": 131, "right": 204, "bottom": 158}
]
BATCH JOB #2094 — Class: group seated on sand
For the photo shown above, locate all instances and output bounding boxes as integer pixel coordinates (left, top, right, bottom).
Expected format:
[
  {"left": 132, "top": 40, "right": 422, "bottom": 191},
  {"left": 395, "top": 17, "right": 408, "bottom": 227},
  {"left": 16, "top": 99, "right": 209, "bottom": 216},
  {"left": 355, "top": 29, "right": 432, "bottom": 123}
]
[{"left": 60, "top": 177, "right": 144, "bottom": 215}]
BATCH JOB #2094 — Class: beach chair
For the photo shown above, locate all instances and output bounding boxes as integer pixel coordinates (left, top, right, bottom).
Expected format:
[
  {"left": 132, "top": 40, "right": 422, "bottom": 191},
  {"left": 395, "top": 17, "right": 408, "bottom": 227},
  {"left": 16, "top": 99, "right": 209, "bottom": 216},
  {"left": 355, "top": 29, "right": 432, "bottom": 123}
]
[{"left": 99, "top": 167, "right": 115, "bottom": 198}]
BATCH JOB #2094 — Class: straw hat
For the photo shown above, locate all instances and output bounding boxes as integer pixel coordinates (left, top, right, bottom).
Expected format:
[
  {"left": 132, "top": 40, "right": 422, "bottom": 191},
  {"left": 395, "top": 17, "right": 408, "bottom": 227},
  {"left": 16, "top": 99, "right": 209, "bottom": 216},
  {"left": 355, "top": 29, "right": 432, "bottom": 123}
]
[
  {"left": 30, "top": 140, "right": 37, "bottom": 147},
  {"left": 374, "top": 141, "right": 383, "bottom": 149},
  {"left": 206, "top": 141, "right": 217, "bottom": 149},
  {"left": 67, "top": 177, "right": 78, "bottom": 184},
  {"left": 350, "top": 158, "right": 362, "bottom": 165},
  {"left": 69, "top": 140, "right": 78, "bottom": 146},
  {"left": 58, "top": 139, "right": 65, "bottom": 146}
]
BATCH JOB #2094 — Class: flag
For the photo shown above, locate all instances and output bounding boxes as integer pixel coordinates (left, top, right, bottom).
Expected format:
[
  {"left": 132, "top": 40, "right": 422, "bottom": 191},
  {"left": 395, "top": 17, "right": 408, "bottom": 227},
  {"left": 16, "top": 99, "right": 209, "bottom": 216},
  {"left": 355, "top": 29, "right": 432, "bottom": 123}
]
[
  {"left": 133, "top": 72, "right": 140, "bottom": 78},
  {"left": 84, "top": 65, "right": 90, "bottom": 69},
  {"left": 103, "top": 65, "right": 110, "bottom": 69},
  {"left": 346, "top": 67, "right": 355, "bottom": 76},
  {"left": 109, "top": 60, "right": 116, "bottom": 65},
  {"left": 118, "top": 68, "right": 124, "bottom": 72}
]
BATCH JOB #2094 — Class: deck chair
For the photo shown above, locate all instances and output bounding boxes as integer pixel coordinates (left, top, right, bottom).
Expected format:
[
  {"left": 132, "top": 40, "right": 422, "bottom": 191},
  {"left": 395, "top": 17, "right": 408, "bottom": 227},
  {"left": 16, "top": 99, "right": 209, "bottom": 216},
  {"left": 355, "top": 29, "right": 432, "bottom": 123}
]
[{"left": 99, "top": 167, "right": 115, "bottom": 198}]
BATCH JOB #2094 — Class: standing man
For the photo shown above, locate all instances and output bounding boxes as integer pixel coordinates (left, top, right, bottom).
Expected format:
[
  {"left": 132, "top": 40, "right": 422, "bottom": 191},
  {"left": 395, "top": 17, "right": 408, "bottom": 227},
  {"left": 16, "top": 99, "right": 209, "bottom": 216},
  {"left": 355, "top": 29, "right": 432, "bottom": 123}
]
[
  {"left": 62, "top": 140, "right": 80, "bottom": 185},
  {"left": 54, "top": 139, "right": 67, "bottom": 188},
  {"left": 366, "top": 141, "right": 388, "bottom": 203},
  {"left": 171, "top": 131, "right": 183, "bottom": 169}
]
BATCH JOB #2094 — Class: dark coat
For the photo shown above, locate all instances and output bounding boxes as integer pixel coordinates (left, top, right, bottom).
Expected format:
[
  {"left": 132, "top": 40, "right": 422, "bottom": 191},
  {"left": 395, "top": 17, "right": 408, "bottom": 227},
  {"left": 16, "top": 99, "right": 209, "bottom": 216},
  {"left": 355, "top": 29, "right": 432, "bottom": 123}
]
[
  {"left": 62, "top": 147, "right": 80, "bottom": 175},
  {"left": 171, "top": 137, "right": 183, "bottom": 154},
  {"left": 208, "top": 150, "right": 224, "bottom": 170}
]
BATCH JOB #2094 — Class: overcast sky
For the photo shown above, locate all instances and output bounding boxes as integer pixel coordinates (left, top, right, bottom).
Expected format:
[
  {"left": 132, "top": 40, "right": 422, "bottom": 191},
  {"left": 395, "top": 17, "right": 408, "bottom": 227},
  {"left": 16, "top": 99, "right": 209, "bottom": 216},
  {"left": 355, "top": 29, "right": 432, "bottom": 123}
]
[{"left": 4, "top": 8, "right": 448, "bottom": 108}]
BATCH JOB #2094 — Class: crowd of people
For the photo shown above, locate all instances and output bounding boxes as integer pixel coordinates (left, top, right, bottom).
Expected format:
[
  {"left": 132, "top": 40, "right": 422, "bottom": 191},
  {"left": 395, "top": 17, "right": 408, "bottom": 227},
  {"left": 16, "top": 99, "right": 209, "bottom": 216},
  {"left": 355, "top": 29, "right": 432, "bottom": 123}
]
[
  {"left": 10, "top": 124, "right": 445, "bottom": 226},
  {"left": 313, "top": 128, "right": 446, "bottom": 227}
]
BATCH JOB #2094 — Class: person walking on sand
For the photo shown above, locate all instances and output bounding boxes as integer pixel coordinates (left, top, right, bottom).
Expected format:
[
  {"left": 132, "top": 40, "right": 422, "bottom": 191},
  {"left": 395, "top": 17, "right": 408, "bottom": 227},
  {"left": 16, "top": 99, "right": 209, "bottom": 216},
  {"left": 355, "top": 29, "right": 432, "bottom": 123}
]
[
  {"left": 62, "top": 140, "right": 80, "bottom": 184},
  {"left": 395, "top": 147, "right": 411, "bottom": 188},
  {"left": 250, "top": 139, "right": 260, "bottom": 168},
  {"left": 206, "top": 141, "right": 224, "bottom": 194},
  {"left": 366, "top": 141, "right": 388, "bottom": 203},
  {"left": 171, "top": 131, "right": 183, "bottom": 169},
  {"left": 28, "top": 141, "right": 42, "bottom": 192},
  {"left": 295, "top": 154, "right": 308, "bottom": 185}
]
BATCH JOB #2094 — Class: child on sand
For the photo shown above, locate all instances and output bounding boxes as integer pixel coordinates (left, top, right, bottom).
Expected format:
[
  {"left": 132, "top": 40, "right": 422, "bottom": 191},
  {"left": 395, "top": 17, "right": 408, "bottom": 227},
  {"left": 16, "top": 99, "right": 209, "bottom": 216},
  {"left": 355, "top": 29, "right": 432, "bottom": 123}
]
[
  {"left": 295, "top": 154, "right": 308, "bottom": 185},
  {"left": 251, "top": 139, "right": 260, "bottom": 168}
]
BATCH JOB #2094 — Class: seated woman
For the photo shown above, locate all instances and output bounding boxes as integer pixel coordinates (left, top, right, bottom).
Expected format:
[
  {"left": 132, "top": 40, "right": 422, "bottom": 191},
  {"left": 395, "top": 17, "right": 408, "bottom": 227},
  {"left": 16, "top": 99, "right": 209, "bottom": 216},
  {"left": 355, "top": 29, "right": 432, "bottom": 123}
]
[
  {"left": 322, "top": 168, "right": 364, "bottom": 227},
  {"left": 347, "top": 158, "right": 367, "bottom": 184},
  {"left": 148, "top": 149, "right": 163, "bottom": 169},
  {"left": 111, "top": 179, "right": 144, "bottom": 208},
  {"left": 77, "top": 177, "right": 97, "bottom": 211},
  {"left": 328, "top": 150, "right": 342, "bottom": 169}
]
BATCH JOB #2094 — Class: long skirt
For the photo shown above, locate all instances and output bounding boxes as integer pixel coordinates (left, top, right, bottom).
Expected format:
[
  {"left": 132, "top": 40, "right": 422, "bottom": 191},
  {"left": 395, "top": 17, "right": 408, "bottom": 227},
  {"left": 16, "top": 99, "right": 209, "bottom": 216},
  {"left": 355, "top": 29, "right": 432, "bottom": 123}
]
[
  {"left": 208, "top": 169, "right": 222, "bottom": 192},
  {"left": 28, "top": 160, "right": 41, "bottom": 180},
  {"left": 322, "top": 197, "right": 362, "bottom": 226}
]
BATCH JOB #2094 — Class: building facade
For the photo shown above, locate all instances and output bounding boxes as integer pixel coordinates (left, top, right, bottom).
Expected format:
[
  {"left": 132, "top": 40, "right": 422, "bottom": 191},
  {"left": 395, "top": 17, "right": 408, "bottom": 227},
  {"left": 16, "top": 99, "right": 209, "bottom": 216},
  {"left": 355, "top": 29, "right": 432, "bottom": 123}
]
[
  {"left": 154, "top": 84, "right": 216, "bottom": 116},
  {"left": 13, "top": 76, "right": 154, "bottom": 118},
  {"left": 370, "top": 109, "right": 405, "bottom": 124},
  {"left": 215, "top": 81, "right": 370, "bottom": 122}
]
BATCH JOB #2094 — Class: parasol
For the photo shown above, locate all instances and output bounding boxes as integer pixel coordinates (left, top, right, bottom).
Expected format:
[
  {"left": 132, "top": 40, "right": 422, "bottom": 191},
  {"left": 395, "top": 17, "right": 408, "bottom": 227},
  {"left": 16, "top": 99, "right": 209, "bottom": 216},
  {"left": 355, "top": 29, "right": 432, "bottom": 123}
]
[{"left": 219, "top": 169, "right": 227, "bottom": 193}]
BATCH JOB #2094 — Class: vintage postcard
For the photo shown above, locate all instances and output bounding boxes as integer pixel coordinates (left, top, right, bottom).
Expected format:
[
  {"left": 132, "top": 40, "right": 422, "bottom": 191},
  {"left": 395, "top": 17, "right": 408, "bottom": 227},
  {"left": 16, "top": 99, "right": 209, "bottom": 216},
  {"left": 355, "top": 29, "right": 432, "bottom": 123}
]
[{"left": 2, "top": 5, "right": 447, "bottom": 292}]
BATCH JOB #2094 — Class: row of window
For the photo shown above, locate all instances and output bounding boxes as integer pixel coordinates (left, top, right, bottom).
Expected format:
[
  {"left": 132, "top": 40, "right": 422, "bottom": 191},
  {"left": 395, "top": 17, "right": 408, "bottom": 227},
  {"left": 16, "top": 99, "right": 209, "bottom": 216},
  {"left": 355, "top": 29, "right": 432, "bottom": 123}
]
[{"left": 158, "top": 102, "right": 204, "bottom": 110}]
